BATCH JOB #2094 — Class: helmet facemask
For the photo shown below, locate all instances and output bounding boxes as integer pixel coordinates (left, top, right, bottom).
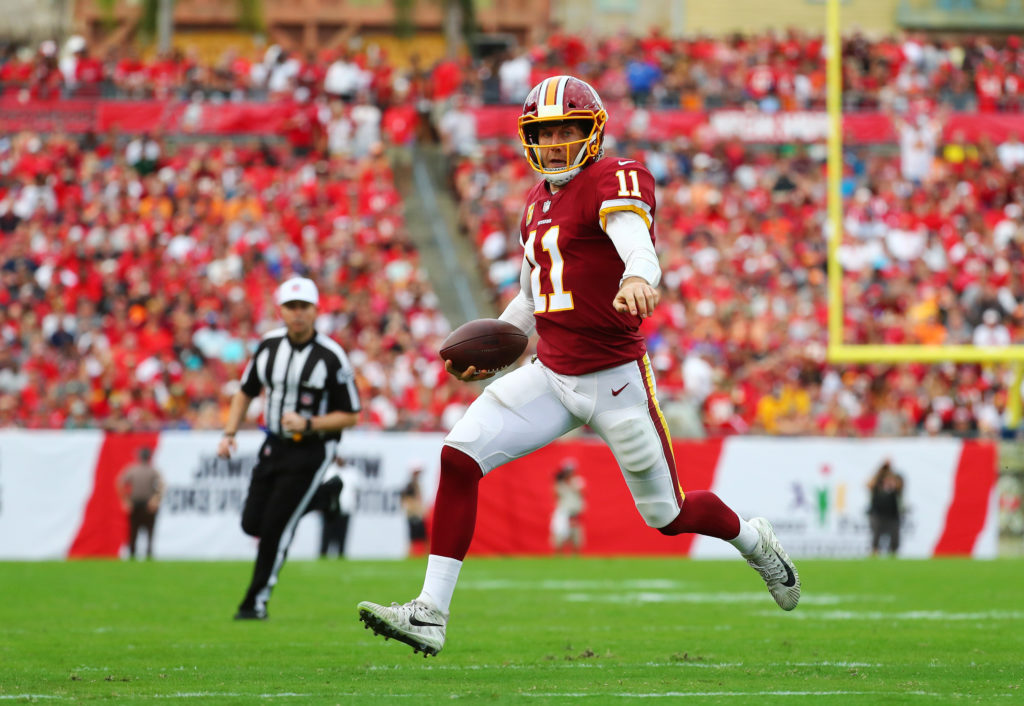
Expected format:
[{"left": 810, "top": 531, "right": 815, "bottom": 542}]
[{"left": 519, "top": 114, "right": 607, "bottom": 186}]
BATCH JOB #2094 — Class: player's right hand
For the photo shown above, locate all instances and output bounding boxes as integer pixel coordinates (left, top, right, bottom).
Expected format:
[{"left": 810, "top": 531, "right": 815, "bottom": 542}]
[
  {"left": 445, "top": 359, "right": 495, "bottom": 382},
  {"left": 613, "top": 277, "right": 660, "bottom": 319},
  {"left": 217, "top": 435, "right": 237, "bottom": 459}
]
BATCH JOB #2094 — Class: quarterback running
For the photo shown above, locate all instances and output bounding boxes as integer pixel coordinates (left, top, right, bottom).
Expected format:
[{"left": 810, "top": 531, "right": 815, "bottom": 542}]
[{"left": 358, "top": 75, "right": 800, "bottom": 656}]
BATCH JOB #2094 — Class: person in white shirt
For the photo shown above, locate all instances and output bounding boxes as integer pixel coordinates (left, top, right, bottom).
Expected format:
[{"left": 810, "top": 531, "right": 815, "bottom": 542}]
[
  {"left": 897, "top": 113, "right": 941, "bottom": 183},
  {"left": 973, "top": 309, "right": 1011, "bottom": 346},
  {"left": 324, "top": 52, "right": 365, "bottom": 102},
  {"left": 498, "top": 52, "right": 532, "bottom": 104},
  {"left": 997, "top": 132, "right": 1024, "bottom": 172}
]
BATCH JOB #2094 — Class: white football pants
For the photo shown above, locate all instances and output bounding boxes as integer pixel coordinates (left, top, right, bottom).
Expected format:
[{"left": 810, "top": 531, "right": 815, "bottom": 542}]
[{"left": 444, "top": 355, "right": 683, "bottom": 528}]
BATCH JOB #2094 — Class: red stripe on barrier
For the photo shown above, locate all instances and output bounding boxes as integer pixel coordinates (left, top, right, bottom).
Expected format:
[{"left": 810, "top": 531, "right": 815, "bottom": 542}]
[
  {"left": 68, "top": 432, "right": 160, "bottom": 558},
  {"left": 671, "top": 438, "right": 726, "bottom": 554},
  {"left": 933, "top": 440, "right": 997, "bottom": 556},
  {"left": 470, "top": 437, "right": 725, "bottom": 556}
]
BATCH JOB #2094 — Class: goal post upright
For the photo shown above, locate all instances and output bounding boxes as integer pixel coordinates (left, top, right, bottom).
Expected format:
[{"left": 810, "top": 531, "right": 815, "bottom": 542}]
[
  {"left": 822, "top": 0, "right": 1024, "bottom": 427},
  {"left": 825, "top": 0, "right": 844, "bottom": 355}
]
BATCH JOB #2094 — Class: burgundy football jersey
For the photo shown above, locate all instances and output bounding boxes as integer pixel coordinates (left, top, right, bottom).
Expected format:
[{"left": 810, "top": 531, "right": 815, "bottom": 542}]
[{"left": 517, "top": 156, "right": 657, "bottom": 375}]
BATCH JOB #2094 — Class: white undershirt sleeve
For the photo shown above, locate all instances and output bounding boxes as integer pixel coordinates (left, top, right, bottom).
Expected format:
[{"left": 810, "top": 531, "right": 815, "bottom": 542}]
[
  {"left": 603, "top": 209, "right": 662, "bottom": 288},
  {"left": 497, "top": 259, "right": 537, "bottom": 336}
]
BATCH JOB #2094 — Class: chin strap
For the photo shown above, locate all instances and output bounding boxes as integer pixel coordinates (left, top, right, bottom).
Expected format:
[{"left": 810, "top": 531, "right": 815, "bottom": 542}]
[{"left": 544, "top": 167, "right": 580, "bottom": 187}]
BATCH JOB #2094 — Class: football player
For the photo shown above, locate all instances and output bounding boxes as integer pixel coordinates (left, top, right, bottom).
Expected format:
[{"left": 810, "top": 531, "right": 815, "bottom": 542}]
[{"left": 358, "top": 76, "right": 800, "bottom": 656}]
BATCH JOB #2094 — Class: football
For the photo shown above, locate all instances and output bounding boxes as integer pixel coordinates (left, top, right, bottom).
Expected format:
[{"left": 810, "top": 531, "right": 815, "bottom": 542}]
[{"left": 439, "top": 319, "right": 529, "bottom": 373}]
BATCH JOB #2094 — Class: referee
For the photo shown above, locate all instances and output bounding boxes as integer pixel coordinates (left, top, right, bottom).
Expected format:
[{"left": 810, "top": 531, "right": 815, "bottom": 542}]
[{"left": 218, "top": 276, "right": 361, "bottom": 620}]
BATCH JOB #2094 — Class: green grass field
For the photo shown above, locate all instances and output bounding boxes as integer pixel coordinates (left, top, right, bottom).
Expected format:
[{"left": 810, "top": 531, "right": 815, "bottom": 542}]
[{"left": 1, "top": 558, "right": 1022, "bottom": 704}]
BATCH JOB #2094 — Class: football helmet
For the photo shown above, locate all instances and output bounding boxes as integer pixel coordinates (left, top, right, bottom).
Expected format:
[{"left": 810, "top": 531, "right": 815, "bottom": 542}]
[{"left": 518, "top": 75, "right": 608, "bottom": 187}]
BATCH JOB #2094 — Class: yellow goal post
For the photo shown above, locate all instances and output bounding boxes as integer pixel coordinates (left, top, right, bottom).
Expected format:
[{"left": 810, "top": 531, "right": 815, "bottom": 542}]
[{"left": 823, "top": 0, "right": 1024, "bottom": 425}]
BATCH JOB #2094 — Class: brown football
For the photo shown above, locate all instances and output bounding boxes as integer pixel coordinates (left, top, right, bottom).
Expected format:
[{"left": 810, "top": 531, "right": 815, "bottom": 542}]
[{"left": 439, "top": 319, "right": 529, "bottom": 373}]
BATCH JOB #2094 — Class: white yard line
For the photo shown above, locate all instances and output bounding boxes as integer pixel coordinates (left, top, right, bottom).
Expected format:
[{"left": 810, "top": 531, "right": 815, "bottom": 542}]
[
  {"left": 563, "top": 591, "right": 845, "bottom": 604},
  {"left": 0, "top": 694, "right": 314, "bottom": 701},
  {"left": 5, "top": 689, "right": 1016, "bottom": 700},
  {"left": 364, "top": 660, "right": 882, "bottom": 671},
  {"left": 521, "top": 691, "right": 1006, "bottom": 699},
  {"left": 765, "top": 609, "right": 1024, "bottom": 621}
]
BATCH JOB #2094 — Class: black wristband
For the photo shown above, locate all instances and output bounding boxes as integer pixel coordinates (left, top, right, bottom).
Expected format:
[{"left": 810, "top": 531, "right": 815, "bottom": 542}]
[{"left": 305, "top": 417, "right": 313, "bottom": 432}]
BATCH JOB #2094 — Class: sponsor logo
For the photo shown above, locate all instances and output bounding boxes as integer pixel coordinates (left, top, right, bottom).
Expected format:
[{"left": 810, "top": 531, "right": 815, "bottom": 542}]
[
  {"left": 772, "top": 548, "right": 797, "bottom": 587},
  {"left": 611, "top": 383, "right": 629, "bottom": 396},
  {"left": 617, "top": 160, "right": 634, "bottom": 166},
  {"left": 409, "top": 616, "right": 444, "bottom": 627},
  {"left": 790, "top": 463, "right": 847, "bottom": 527}
]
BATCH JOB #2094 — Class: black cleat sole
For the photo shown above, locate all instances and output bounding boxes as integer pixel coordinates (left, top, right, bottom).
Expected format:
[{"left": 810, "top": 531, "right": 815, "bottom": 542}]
[{"left": 358, "top": 608, "right": 439, "bottom": 656}]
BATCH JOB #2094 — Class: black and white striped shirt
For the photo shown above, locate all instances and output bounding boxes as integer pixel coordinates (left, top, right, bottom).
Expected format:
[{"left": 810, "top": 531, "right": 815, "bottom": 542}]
[{"left": 239, "top": 328, "right": 361, "bottom": 441}]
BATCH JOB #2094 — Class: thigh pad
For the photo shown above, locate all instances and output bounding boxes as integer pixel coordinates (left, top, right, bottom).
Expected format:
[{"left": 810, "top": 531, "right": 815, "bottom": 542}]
[{"left": 444, "top": 364, "right": 578, "bottom": 474}]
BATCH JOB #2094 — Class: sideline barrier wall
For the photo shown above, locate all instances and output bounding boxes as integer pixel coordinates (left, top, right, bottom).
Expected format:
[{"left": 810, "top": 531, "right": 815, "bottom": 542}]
[{"left": 0, "top": 431, "right": 996, "bottom": 559}]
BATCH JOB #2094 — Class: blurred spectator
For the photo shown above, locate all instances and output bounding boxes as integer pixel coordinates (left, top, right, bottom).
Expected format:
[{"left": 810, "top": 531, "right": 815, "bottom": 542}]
[
  {"left": 866, "top": 459, "right": 904, "bottom": 557},
  {"left": 997, "top": 133, "right": 1024, "bottom": 172},
  {"left": 400, "top": 465, "right": 428, "bottom": 556},
  {"left": 117, "top": 447, "right": 165, "bottom": 560},
  {"left": 437, "top": 94, "right": 478, "bottom": 160},
  {"left": 551, "top": 459, "right": 585, "bottom": 553},
  {"left": 125, "top": 133, "right": 161, "bottom": 174},
  {"left": 498, "top": 51, "right": 532, "bottom": 104},
  {"left": 324, "top": 50, "right": 365, "bottom": 102},
  {"left": 7, "top": 28, "right": 1024, "bottom": 440},
  {"left": 0, "top": 130, "right": 467, "bottom": 432},
  {"left": 0, "top": 29, "right": 1018, "bottom": 113},
  {"left": 973, "top": 309, "right": 1011, "bottom": 346},
  {"left": 896, "top": 112, "right": 942, "bottom": 183}
]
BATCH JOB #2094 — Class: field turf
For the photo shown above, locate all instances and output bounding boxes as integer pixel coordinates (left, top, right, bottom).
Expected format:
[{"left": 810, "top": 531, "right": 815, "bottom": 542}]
[{"left": 1, "top": 557, "right": 1022, "bottom": 703}]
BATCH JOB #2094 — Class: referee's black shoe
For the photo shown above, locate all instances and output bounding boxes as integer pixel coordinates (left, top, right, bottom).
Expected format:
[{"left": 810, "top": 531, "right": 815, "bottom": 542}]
[{"left": 234, "top": 608, "right": 268, "bottom": 621}]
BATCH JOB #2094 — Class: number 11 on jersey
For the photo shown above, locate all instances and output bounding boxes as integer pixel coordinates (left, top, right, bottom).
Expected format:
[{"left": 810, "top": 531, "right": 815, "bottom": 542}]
[
  {"left": 524, "top": 225, "right": 574, "bottom": 313},
  {"left": 615, "top": 169, "right": 642, "bottom": 198}
]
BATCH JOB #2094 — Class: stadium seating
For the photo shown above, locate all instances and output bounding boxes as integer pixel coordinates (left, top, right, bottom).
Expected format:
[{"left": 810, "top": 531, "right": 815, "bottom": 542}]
[
  {"left": 2, "top": 29, "right": 1023, "bottom": 436},
  {"left": 0, "top": 132, "right": 480, "bottom": 431},
  {"left": 451, "top": 133, "right": 1023, "bottom": 439},
  {"left": 1, "top": 30, "right": 1023, "bottom": 111}
]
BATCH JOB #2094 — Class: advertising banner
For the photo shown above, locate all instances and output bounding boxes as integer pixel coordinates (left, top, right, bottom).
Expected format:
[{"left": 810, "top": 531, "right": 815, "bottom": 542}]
[
  {"left": 688, "top": 437, "right": 996, "bottom": 559},
  {"left": 4, "top": 97, "right": 1024, "bottom": 144},
  {"left": 0, "top": 431, "right": 996, "bottom": 559}
]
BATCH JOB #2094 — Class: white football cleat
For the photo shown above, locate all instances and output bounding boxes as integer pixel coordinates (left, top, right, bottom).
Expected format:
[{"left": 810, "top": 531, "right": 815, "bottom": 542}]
[
  {"left": 358, "top": 599, "right": 447, "bottom": 656},
  {"left": 743, "top": 517, "right": 801, "bottom": 611}
]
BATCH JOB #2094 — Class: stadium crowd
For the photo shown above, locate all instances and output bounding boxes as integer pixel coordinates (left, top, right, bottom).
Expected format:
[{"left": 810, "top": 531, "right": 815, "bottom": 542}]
[
  {"left": 2, "top": 28, "right": 1024, "bottom": 112},
  {"left": 0, "top": 129, "right": 478, "bottom": 432},
  {"left": 3, "top": 28, "right": 1024, "bottom": 438},
  {"left": 452, "top": 122, "right": 1024, "bottom": 439}
]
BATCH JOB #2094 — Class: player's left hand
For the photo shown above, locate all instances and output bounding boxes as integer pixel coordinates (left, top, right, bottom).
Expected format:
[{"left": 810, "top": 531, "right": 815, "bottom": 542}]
[{"left": 613, "top": 277, "right": 660, "bottom": 319}]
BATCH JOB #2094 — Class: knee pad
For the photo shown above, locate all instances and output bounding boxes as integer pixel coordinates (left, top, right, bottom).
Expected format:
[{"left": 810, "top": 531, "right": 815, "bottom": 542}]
[
  {"left": 637, "top": 498, "right": 680, "bottom": 529},
  {"left": 605, "top": 414, "right": 662, "bottom": 473},
  {"left": 603, "top": 412, "right": 679, "bottom": 527}
]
